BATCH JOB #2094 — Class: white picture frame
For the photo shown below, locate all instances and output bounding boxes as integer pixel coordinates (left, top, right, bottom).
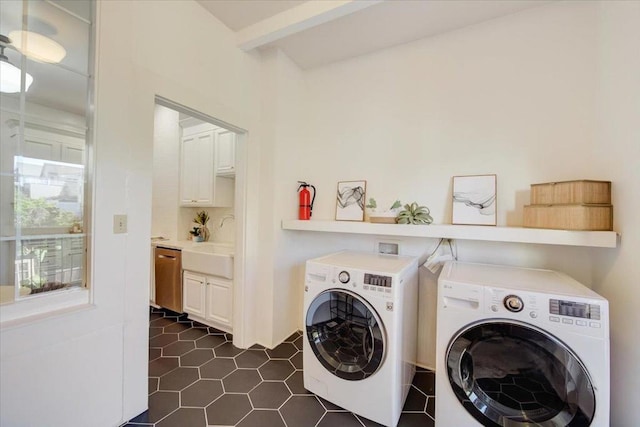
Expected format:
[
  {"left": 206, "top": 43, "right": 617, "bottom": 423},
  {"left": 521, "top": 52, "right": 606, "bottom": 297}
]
[
  {"left": 335, "top": 180, "right": 367, "bottom": 221},
  {"left": 452, "top": 174, "right": 497, "bottom": 226}
]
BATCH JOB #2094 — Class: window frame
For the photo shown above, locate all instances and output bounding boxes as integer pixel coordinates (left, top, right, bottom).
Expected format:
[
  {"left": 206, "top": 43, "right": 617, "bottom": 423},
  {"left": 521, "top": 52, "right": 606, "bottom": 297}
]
[{"left": 0, "top": 0, "right": 96, "bottom": 325}]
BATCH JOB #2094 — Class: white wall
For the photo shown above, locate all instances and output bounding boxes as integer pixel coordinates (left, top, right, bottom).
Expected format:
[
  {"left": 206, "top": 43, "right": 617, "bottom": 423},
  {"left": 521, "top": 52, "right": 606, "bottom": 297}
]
[
  {"left": 0, "top": 1, "right": 262, "bottom": 426},
  {"left": 268, "top": 0, "right": 639, "bottom": 421},
  {"left": 256, "top": 48, "right": 309, "bottom": 346},
  {"left": 591, "top": 2, "right": 640, "bottom": 425},
  {"left": 275, "top": 0, "right": 600, "bottom": 337},
  {"left": 152, "top": 104, "right": 181, "bottom": 240}
]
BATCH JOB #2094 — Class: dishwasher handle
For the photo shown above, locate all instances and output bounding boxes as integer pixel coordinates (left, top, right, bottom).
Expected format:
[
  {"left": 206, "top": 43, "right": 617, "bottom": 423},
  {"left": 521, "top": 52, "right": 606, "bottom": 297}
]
[{"left": 157, "top": 254, "right": 177, "bottom": 260}]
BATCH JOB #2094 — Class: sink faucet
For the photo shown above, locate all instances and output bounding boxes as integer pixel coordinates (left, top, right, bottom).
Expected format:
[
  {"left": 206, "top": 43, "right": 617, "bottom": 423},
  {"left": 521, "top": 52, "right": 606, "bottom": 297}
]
[{"left": 219, "top": 214, "right": 235, "bottom": 228}]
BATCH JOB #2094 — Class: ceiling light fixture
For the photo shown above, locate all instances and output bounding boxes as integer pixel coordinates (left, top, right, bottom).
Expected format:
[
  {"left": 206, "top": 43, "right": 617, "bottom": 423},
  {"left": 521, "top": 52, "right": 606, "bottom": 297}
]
[
  {"left": 0, "top": 34, "right": 33, "bottom": 93},
  {"left": 8, "top": 30, "right": 66, "bottom": 64}
]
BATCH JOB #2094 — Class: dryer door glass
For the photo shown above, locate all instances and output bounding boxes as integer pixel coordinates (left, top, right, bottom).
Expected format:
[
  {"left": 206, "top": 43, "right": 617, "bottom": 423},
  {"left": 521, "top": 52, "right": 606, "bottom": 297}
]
[
  {"left": 447, "top": 321, "right": 595, "bottom": 427},
  {"left": 306, "top": 289, "right": 385, "bottom": 381}
]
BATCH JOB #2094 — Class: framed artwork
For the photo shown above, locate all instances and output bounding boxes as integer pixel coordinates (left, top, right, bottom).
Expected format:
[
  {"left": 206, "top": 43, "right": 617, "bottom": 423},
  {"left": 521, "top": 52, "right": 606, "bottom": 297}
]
[
  {"left": 336, "top": 180, "right": 367, "bottom": 221},
  {"left": 452, "top": 174, "right": 497, "bottom": 226}
]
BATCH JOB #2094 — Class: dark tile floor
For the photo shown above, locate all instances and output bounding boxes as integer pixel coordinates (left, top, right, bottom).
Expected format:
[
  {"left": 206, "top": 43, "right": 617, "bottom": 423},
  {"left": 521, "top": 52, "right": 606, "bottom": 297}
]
[{"left": 123, "top": 307, "right": 435, "bottom": 427}]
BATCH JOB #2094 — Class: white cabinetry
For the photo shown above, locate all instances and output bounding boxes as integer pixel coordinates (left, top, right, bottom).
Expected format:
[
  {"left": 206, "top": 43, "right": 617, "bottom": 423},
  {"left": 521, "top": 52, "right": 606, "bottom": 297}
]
[
  {"left": 179, "top": 124, "right": 234, "bottom": 207},
  {"left": 215, "top": 129, "right": 236, "bottom": 176},
  {"left": 205, "top": 276, "right": 233, "bottom": 327},
  {"left": 180, "top": 130, "right": 215, "bottom": 206},
  {"left": 182, "top": 270, "right": 233, "bottom": 332},
  {"left": 8, "top": 120, "right": 85, "bottom": 164},
  {"left": 183, "top": 271, "right": 206, "bottom": 317}
]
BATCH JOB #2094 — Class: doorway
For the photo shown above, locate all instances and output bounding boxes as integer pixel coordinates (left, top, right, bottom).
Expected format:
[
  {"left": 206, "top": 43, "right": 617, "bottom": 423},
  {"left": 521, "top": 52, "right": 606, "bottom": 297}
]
[{"left": 151, "top": 95, "right": 248, "bottom": 348}]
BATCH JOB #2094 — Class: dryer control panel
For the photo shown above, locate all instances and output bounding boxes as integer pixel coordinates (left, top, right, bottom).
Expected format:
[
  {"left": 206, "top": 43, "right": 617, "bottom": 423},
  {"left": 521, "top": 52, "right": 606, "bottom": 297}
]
[{"left": 485, "top": 287, "right": 608, "bottom": 339}]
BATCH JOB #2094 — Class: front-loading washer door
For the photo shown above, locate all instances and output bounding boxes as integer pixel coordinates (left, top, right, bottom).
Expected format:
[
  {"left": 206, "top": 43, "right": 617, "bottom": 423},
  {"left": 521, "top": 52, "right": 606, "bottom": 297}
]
[
  {"left": 306, "top": 289, "right": 386, "bottom": 381},
  {"left": 446, "top": 320, "right": 595, "bottom": 427}
]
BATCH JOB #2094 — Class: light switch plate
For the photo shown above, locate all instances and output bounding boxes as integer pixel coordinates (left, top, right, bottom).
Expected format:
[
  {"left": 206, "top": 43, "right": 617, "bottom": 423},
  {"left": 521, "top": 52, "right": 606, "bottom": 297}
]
[{"left": 113, "top": 214, "right": 127, "bottom": 234}]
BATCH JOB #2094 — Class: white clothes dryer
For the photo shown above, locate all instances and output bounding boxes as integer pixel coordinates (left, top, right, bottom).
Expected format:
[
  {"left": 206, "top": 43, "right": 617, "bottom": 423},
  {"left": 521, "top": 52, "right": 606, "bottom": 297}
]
[
  {"left": 303, "top": 251, "right": 419, "bottom": 427},
  {"left": 435, "top": 261, "right": 610, "bottom": 427}
]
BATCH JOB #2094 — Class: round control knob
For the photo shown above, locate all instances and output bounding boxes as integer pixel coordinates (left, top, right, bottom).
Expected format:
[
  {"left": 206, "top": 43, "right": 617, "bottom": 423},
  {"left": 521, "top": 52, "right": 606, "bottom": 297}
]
[
  {"left": 530, "top": 311, "right": 538, "bottom": 319},
  {"left": 503, "top": 295, "right": 524, "bottom": 312},
  {"left": 338, "top": 271, "right": 350, "bottom": 284},
  {"left": 490, "top": 305, "right": 498, "bottom": 312}
]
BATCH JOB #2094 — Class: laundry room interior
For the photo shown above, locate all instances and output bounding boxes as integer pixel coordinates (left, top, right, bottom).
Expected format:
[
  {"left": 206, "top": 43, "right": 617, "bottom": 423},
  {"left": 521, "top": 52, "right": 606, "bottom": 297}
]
[{"left": 0, "top": 1, "right": 638, "bottom": 427}]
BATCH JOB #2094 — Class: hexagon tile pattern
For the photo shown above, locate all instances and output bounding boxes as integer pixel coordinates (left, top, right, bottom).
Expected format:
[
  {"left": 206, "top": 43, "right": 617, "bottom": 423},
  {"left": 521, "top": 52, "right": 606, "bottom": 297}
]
[{"left": 123, "top": 307, "right": 436, "bottom": 427}]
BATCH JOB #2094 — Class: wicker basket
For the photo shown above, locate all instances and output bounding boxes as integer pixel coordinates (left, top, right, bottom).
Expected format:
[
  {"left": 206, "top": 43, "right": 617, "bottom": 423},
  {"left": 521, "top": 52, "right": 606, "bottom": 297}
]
[
  {"left": 530, "top": 180, "right": 611, "bottom": 205},
  {"left": 523, "top": 204, "right": 613, "bottom": 231}
]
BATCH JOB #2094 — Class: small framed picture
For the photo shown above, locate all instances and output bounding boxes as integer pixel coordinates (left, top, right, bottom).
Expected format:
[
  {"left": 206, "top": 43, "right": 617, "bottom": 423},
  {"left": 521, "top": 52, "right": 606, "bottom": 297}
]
[
  {"left": 452, "top": 174, "right": 497, "bottom": 226},
  {"left": 336, "top": 180, "right": 367, "bottom": 221}
]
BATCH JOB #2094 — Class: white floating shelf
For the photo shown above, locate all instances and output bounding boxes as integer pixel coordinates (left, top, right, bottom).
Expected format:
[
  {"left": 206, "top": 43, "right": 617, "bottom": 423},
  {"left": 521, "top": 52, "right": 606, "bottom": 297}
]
[{"left": 281, "top": 220, "right": 618, "bottom": 248}]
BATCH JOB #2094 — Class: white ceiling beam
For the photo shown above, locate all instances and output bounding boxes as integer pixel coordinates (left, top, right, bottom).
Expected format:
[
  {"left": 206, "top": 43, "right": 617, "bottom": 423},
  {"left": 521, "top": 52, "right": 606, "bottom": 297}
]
[{"left": 237, "top": 0, "right": 383, "bottom": 51}]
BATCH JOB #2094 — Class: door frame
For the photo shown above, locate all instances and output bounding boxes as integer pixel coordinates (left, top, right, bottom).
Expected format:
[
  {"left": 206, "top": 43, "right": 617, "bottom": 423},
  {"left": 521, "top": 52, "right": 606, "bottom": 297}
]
[{"left": 154, "top": 95, "right": 250, "bottom": 348}]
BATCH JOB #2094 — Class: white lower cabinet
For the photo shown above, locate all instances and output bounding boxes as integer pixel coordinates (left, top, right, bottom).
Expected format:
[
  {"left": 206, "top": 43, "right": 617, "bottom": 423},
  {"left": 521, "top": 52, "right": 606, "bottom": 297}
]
[
  {"left": 183, "top": 271, "right": 206, "bottom": 318},
  {"left": 205, "top": 277, "right": 233, "bottom": 327},
  {"left": 182, "top": 270, "right": 232, "bottom": 332}
]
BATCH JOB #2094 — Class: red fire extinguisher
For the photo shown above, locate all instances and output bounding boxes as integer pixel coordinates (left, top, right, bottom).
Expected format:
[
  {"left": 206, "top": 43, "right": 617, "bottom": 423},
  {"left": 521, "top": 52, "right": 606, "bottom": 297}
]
[{"left": 297, "top": 181, "right": 316, "bottom": 220}]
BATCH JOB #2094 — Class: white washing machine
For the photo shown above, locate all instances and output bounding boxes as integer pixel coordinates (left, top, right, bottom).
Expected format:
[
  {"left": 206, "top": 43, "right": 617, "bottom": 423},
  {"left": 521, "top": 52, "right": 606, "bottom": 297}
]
[
  {"left": 303, "top": 251, "right": 419, "bottom": 427},
  {"left": 436, "top": 261, "right": 610, "bottom": 427}
]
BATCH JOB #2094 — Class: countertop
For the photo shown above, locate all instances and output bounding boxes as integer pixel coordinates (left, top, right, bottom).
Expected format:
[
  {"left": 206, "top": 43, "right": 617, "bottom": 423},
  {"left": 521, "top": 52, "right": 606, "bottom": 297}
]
[{"left": 151, "top": 238, "right": 234, "bottom": 254}]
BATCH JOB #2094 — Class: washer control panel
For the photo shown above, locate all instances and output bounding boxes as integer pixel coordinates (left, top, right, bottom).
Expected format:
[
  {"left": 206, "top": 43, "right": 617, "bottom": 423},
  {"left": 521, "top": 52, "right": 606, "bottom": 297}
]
[
  {"left": 362, "top": 272, "right": 393, "bottom": 296},
  {"left": 364, "top": 273, "right": 392, "bottom": 289},
  {"left": 330, "top": 269, "right": 394, "bottom": 297}
]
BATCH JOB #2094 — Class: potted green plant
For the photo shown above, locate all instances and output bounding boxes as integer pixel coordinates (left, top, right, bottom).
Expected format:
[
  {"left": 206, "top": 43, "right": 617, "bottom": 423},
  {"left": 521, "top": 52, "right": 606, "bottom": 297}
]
[
  {"left": 366, "top": 198, "right": 403, "bottom": 223},
  {"left": 192, "top": 210, "right": 210, "bottom": 241},
  {"left": 396, "top": 202, "right": 433, "bottom": 224}
]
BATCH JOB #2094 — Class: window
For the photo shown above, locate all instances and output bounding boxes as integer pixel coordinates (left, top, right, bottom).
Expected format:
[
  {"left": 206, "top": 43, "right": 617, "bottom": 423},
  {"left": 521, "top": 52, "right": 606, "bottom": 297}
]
[{"left": 0, "top": 0, "right": 93, "bottom": 318}]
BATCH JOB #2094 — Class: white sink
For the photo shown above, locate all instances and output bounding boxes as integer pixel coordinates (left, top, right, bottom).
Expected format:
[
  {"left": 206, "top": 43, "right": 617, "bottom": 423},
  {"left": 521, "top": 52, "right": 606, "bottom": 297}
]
[{"left": 182, "top": 243, "right": 234, "bottom": 279}]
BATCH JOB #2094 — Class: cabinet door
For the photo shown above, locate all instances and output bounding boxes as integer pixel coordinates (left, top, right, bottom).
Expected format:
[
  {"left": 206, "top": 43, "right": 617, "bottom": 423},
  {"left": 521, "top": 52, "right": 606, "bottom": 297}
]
[
  {"left": 23, "top": 136, "right": 61, "bottom": 161},
  {"left": 179, "top": 131, "right": 215, "bottom": 206},
  {"left": 195, "top": 132, "right": 215, "bottom": 202},
  {"left": 183, "top": 271, "right": 206, "bottom": 317},
  {"left": 215, "top": 130, "right": 236, "bottom": 176},
  {"left": 180, "top": 135, "right": 201, "bottom": 205},
  {"left": 61, "top": 143, "right": 84, "bottom": 164},
  {"left": 205, "top": 276, "right": 232, "bottom": 328}
]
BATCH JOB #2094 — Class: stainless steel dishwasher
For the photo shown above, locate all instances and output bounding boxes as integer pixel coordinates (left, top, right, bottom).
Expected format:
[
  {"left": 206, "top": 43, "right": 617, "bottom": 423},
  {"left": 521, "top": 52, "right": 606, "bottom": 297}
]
[{"left": 154, "top": 246, "right": 182, "bottom": 312}]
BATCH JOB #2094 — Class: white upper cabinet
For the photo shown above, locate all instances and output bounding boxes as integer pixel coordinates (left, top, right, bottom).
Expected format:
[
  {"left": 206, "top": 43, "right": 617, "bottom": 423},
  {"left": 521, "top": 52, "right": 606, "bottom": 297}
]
[
  {"left": 179, "top": 124, "right": 233, "bottom": 207},
  {"left": 180, "top": 130, "right": 215, "bottom": 205},
  {"left": 215, "top": 129, "right": 236, "bottom": 176},
  {"left": 8, "top": 120, "right": 85, "bottom": 165}
]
